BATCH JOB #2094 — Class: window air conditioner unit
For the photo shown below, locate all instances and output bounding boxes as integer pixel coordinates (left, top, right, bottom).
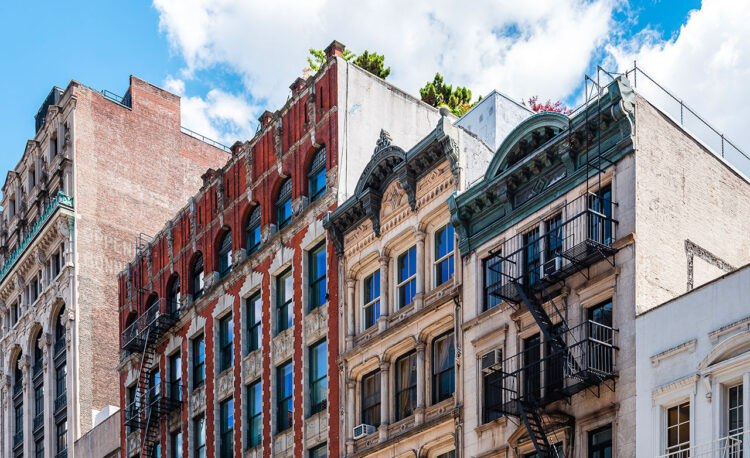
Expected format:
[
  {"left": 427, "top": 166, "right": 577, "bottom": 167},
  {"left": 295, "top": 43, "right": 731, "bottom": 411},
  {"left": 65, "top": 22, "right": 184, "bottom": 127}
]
[
  {"left": 541, "top": 256, "right": 562, "bottom": 279},
  {"left": 481, "top": 349, "right": 502, "bottom": 374},
  {"left": 353, "top": 424, "right": 376, "bottom": 439}
]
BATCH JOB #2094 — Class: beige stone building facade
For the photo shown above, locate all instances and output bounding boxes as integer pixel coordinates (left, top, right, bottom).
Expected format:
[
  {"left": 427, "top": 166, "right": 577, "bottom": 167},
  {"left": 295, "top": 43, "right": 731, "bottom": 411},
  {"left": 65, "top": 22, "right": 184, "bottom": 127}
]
[
  {"left": 450, "top": 76, "right": 750, "bottom": 457},
  {"left": 0, "top": 77, "right": 228, "bottom": 457},
  {"left": 325, "top": 94, "right": 530, "bottom": 457}
]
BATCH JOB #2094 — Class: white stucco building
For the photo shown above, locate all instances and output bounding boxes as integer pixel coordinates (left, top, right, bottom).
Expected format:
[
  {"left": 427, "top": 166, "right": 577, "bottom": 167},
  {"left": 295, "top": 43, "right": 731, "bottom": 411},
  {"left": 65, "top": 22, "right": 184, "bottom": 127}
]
[{"left": 636, "top": 263, "right": 750, "bottom": 457}]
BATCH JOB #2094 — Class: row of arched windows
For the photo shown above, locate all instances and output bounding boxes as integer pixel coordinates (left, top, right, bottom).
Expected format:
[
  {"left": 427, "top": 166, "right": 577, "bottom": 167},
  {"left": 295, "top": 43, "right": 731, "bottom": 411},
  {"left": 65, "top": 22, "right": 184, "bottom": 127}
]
[{"left": 148, "top": 146, "right": 326, "bottom": 314}]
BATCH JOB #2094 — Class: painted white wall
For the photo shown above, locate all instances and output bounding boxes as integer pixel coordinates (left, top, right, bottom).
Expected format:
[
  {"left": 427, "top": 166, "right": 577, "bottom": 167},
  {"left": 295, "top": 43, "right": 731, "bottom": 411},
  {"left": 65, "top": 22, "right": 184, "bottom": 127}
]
[
  {"left": 455, "top": 90, "right": 532, "bottom": 153},
  {"left": 635, "top": 264, "right": 750, "bottom": 457}
]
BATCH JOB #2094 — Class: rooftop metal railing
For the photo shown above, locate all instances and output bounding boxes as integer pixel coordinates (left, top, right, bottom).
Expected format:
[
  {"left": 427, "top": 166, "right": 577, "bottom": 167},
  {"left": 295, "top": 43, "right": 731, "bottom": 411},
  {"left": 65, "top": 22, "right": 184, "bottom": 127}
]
[
  {"left": 656, "top": 431, "right": 745, "bottom": 458},
  {"left": 180, "top": 126, "right": 232, "bottom": 152}
]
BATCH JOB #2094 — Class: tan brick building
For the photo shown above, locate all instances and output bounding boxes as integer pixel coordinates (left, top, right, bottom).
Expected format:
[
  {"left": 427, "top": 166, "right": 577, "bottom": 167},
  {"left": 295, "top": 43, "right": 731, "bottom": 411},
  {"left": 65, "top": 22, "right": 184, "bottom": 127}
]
[{"left": 0, "top": 76, "right": 228, "bottom": 457}]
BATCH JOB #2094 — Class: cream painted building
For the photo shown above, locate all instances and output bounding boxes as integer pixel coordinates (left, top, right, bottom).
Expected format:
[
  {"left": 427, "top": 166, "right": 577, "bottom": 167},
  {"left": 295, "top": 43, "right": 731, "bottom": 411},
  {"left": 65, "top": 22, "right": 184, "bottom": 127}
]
[
  {"left": 449, "top": 75, "right": 750, "bottom": 457},
  {"left": 325, "top": 95, "right": 530, "bottom": 457}
]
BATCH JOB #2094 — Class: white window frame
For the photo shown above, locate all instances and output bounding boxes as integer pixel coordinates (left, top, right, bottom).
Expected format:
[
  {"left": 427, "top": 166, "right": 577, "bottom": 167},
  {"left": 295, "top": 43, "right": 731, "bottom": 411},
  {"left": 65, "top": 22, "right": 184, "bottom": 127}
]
[
  {"left": 396, "top": 246, "right": 417, "bottom": 310},
  {"left": 433, "top": 224, "right": 455, "bottom": 288},
  {"left": 361, "top": 269, "right": 381, "bottom": 332}
]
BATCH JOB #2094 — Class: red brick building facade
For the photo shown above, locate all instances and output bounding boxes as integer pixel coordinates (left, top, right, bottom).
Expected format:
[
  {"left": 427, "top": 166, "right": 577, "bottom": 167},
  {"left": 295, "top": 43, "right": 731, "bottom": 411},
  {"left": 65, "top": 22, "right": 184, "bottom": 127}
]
[{"left": 117, "top": 41, "right": 442, "bottom": 458}]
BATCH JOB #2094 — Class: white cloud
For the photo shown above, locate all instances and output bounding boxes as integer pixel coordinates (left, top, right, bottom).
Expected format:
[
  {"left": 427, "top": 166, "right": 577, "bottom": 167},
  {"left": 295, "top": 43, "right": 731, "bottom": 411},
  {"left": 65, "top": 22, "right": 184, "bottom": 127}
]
[
  {"left": 608, "top": 0, "right": 750, "bottom": 168},
  {"left": 154, "top": 0, "right": 617, "bottom": 109}
]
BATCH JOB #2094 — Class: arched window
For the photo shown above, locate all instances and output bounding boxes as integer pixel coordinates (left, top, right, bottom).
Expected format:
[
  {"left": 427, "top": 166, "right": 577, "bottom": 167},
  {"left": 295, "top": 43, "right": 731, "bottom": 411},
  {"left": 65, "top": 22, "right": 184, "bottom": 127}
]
[
  {"left": 192, "top": 253, "right": 205, "bottom": 299},
  {"left": 167, "top": 274, "right": 181, "bottom": 314},
  {"left": 308, "top": 146, "right": 326, "bottom": 201},
  {"left": 275, "top": 178, "right": 292, "bottom": 229},
  {"left": 13, "top": 353, "right": 23, "bottom": 394},
  {"left": 245, "top": 206, "right": 261, "bottom": 255},
  {"left": 55, "top": 305, "right": 66, "bottom": 357},
  {"left": 217, "top": 230, "right": 232, "bottom": 278},
  {"left": 33, "top": 331, "right": 43, "bottom": 375}
]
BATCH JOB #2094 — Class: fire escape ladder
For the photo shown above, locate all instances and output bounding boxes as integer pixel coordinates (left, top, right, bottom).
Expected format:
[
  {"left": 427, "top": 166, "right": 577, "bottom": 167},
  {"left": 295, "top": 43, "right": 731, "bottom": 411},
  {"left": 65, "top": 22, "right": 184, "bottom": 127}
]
[
  {"left": 518, "top": 400, "right": 560, "bottom": 457},
  {"left": 136, "top": 327, "right": 158, "bottom": 457}
]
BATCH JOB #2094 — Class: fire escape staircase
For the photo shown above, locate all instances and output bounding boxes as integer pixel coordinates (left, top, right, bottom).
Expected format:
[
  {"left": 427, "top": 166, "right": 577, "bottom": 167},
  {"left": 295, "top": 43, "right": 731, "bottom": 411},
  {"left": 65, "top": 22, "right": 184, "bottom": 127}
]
[
  {"left": 121, "top": 297, "right": 181, "bottom": 457},
  {"left": 484, "top": 191, "right": 619, "bottom": 457}
]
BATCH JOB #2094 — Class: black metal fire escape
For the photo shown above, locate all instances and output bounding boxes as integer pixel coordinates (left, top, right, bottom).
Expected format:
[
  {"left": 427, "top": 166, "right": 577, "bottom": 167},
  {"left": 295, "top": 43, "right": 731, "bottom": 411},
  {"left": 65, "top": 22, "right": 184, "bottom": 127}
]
[
  {"left": 483, "top": 79, "right": 620, "bottom": 457},
  {"left": 122, "top": 234, "right": 181, "bottom": 458}
]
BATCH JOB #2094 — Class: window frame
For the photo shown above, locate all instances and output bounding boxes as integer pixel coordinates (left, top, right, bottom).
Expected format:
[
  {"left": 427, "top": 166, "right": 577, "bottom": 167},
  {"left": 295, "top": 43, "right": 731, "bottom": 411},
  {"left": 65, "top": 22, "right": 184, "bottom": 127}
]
[
  {"left": 276, "top": 178, "right": 293, "bottom": 229},
  {"left": 309, "top": 339, "right": 328, "bottom": 416},
  {"left": 247, "top": 380, "right": 262, "bottom": 448},
  {"left": 434, "top": 225, "right": 455, "bottom": 287},
  {"left": 168, "top": 274, "right": 181, "bottom": 314},
  {"left": 276, "top": 268, "right": 293, "bottom": 335},
  {"left": 308, "top": 242, "right": 327, "bottom": 312},
  {"left": 728, "top": 383, "right": 743, "bottom": 437},
  {"left": 482, "top": 349, "right": 504, "bottom": 424},
  {"left": 192, "top": 253, "right": 205, "bottom": 299},
  {"left": 218, "top": 313, "right": 234, "bottom": 372},
  {"left": 55, "top": 420, "right": 67, "bottom": 454},
  {"left": 246, "top": 293, "right": 262, "bottom": 354},
  {"left": 192, "top": 334, "right": 206, "bottom": 390},
  {"left": 665, "top": 401, "right": 690, "bottom": 456},
  {"left": 170, "top": 430, "right": 182, "bottom": 458},
  {"left": 309, "top": 442, "right": 327, "bottom": 458},
  {"left": 246, "top": 206, "right": 261, "bottom": 255},
  {"left": 483, "top": 256, "right": 503, "bottom": 312},
  {"left": 168, "top": 352, "right": 182, "bottom": 402},
  {"left": 361, "top": 369, "right": 380, "bottom": 427},
  {"left": 362, "top": 270, "right": 381, "bottom": 331},
  {"left": 397, "top": 246, "right": 417, "bottom": 310},
  {"left": 587, "top": 424, "right": 613, "bottom": 458},
  {"left": 432, "top": 331, "right": 455, "bottom": 404},
  {"left": 395, "top": 351, "right": 417, "bottom": 421},
  {"left": 277, "top": 361, "right": 293, "bottom": 433},
  {"left": 219, "top": 397, "right": 234, "bottom": 458},
  {"left": 544, "top": 213, "right": 563, "bottom": 261},
  {"left": 194, "top": 414, "right": 206, "bottom": 458},
  {"left": 217, "top": 230, "right": 233, "bottom": 278},
  {"left": 307, "top": 146, "right": 327, "bottom": 202}
]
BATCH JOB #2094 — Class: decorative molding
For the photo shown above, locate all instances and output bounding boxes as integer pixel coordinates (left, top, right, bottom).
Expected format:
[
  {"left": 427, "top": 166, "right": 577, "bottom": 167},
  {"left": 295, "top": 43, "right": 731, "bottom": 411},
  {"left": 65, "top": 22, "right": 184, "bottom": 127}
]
[
  {"left": 652, "top": 374, "right": 699, "bottom": 401},
  {"left": 709, "top": 315, "right": 750, "bottom": 344},
  {"left": 650, "top": 339, "right": 697, "bottom": 367}
]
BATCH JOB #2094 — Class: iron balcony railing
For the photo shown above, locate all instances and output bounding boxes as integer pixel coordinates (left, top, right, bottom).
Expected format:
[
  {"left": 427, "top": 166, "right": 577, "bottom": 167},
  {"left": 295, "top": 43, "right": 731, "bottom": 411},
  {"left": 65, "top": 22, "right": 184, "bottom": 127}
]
[
  {"left": 486, "top": 320, "right": 618, "bottom": 418},
  {"left": 180, "top": 126, "right": 232, "bottom": 152},
  {"left": 487, "top": 192, "right": 617, "bottom": 304},
  {"left": 54, "top": 393, "right": 67, "bottom": 413},
  {"left": 0, "top": 192, "right": 73, "bottom": 285},
  {"left": 100, "top": 89, "right": 132, "bottom": 108},
  {"left": 123, "top": 399, "right": 142, "bottom": 429},
  {"left": 656, "top": 431, "right": 746, "bottom": 458},
  {"left": 121, "top": 298, "right": 179, "bottom": 353},
  {"left": 147, "top": 380, "right": 183, "bottom": 417}
]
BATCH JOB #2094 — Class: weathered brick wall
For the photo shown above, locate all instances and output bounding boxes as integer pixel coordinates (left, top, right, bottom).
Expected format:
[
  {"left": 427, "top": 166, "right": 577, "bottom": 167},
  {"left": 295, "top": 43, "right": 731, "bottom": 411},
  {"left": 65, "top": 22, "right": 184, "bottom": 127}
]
[
  {"left": 634, "top": 95, "right": 750, "bottom": 314},
  {"left": 73, "top": 76, "right": 229, "bottom": 435}
]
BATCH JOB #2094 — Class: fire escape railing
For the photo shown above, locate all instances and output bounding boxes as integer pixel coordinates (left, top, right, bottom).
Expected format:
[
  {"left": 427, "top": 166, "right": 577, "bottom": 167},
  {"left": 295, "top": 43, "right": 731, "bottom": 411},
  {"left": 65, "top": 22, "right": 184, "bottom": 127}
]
[{"left": 483, "top": 191, "right": 619, "bottom": 457}]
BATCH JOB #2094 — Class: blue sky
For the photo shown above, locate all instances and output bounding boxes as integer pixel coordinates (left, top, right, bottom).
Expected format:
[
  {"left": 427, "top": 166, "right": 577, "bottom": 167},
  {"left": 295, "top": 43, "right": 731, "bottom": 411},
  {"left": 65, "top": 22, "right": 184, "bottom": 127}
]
[{"left": 3, "top": 0, "right": 748, "bottom": 178}]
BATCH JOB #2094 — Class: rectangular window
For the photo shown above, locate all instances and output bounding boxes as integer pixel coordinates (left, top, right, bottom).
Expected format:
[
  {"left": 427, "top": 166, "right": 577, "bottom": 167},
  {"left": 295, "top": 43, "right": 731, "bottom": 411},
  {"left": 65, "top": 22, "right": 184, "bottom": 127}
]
[
  {"left": 56, "top": 363, "right": 66, "bottom": 398},
  {"left": 523, "top": 227, "right": 541, "bottom": 286},
  {"left": 588, "top": 300, "right": 614, "bottom": 373},
  {"left": 35, "top": 437, "right": 44, "bottom": 458},
  {"left": 361, "top": 370, "right": 380, "bottom": 427},
  {"left": 171, "top": 430, "right": 183, "bottom": 458},
  {"left": 363, "top": 270, "right": 381, "bottom": 330},
  {"left": 56, "top": 420, "right": 67, "bottom": 454},
  {"left": 483, "top": 357, "right": 503, "bottom": 424},
  {"left": 169, "top": 353, "right": 182, "bottom": 401},
  {"left": 483, "top": 256, "right": 503, "bottom": 311},
  {"left": 395, "top": 351, "right": 417, "bottom": 421},
  {"left": 220, "top": 398, "right": 234, "bottom": 458},
  {"left": 277, "top": 361, "right": 293, "bottom": 432},
  {"left": 666, "top": 402, "right": 690, "bottom": 456},
  {"left": 247, "top": 293, "right": 262, "bottom": 353},
  {"left": 545, "top": 323, "right": 565, "bottom": 398},
  {"left": 432, "top": 332, "right": 455, "bottom": 403},
  {"left": 544, "top": 213, "right": 563, "bottom": 260},
  {"left": 219, "top": 314, "right": 234, "bottom": 372},
  {"left": 728, "top": 384, "right": 743, "bottom": 437},
  {"left": 277, "top": 269, "right": 293, "bottom": 334},
  {"left": 34, "top": 385, "right": 44, "bottom": 417},
  {"left": 15, "top": 403, "right": 23, "bottom": 435},
  {"left": 589, "top": 185, "right": 613, "bottom": 245},
  {"left": 523, "top": 334, "right": 541, "bottom": 401},
  {"left": 126, "top": 385, "right": 137, "bottom": 434},
  {"left": 309, "top": 340, "right": 327, "bottom": 415},
  {"left": 434, "top": 225, "right": 455, "bottom": 286},
  {"left": 588, "top": 424, "right": 612, "bottom": 458},
  {"left": 309, "top": 243, "right": 327, "bottom": 311},
  {"left": 248, "top": 380, "right": 262, "bottom": 448},
  {"left": 397, "top": 247, "right": 417, "bottom": 309},
  {"left": 436, "top": 452, "right": 455, "bottom": 458},
  {"left": 192, "top": 334, "right": 205, "bottom": 390},
  {"left": 194, "top": 415, "right": 206, "bottom": 458},
  {"left": 310, "top": 443, "right": 327, "bottom": 458},
  {"left": 30, "top": 277, "right": 38, "bottom": 303},
  {"left": 149, "top": 369, "right": 161, "bottom": 405},
  {"left": 53, "top": 251, "right": 61, "bottom": 278}
]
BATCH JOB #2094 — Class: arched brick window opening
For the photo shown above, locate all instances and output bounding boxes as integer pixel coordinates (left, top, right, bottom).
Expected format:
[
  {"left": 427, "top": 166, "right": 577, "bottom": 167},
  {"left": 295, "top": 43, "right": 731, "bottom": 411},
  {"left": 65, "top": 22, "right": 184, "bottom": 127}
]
[
  {"left": 308, "top": 146, "right": 327, "bottom": 201},
  {"left": 276, "top": 178, "right": 292, "bottom": 229},
  {"left": 245, "top": 206, "right": 261, "bottom": 255},
  {"left": 167, "top": 273, "right": 181, "bottom": 314},
  {"left": 191, "top": 252, "right": 205, "bottom": 299},
  {"left": 217, "top": 228, "right": 232, "bottom": 278}
]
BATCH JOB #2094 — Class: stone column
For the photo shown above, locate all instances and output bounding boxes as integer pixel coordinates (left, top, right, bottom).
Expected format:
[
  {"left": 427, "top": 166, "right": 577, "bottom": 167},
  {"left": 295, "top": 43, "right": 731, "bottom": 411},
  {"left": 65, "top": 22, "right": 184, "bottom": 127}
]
[
  {"left": 64, "top": 310, "right": 76, "bottom": 456},
  {"left": 378, "top": 362, "right": 390, "bottom": 442},
  {"left": 377, "top": 256, "right": 389, "bottom": 332},
  {"left": 42, "top": 332, "right": 54, "bottom": 458},
  {"left": 20, "top": 357, "right": 31, "bottom": 458},
  {"left": 3, "top": 376, "right": 10, "bottom": 458},
  {"left": 345, "top": 379, "right": 356, "bottom": 455},
  {"left": 346, "top": 279, "right": 356, "bottom": 351},
  {"left": 415, "top": 231, "right": 426, "bottom": 310},
  {"left": 415, "top": 341, "right": 426, "bottom": 424}
]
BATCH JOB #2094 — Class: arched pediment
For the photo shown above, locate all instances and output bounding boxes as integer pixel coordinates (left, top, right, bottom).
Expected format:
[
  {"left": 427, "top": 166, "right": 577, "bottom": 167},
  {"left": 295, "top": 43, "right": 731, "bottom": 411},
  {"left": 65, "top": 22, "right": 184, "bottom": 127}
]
[
  {"left": 486, "top": 112, "right": 569, "bottom": 178},
  {"left": 353, "top": 129, "right": 406, "bottom": 197},
  {"left": 699, "top": 330, "right": 750, "bottom": 371}
]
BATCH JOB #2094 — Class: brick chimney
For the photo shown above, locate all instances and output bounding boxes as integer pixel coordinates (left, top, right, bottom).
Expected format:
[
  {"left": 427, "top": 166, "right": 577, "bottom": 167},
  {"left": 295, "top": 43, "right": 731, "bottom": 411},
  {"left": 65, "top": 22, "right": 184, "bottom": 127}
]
[
  {"left": 324, "top": 40, "right": 346, "bottom": 59},
  {"left": 289, "top": 77, "right": 306, "bottom": 96},
  {"left": 259, "top": 110, "right": 274, "bottom": 128}
]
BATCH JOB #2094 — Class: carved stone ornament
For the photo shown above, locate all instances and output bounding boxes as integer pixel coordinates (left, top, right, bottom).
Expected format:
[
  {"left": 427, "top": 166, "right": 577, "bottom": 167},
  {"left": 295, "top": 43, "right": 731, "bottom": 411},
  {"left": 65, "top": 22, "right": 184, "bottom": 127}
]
[
  {"left": 56, "top": 217, "right": 71, "bottom": 238},
  {"left": 374, "top": 129, "right": 393, "bottom": 155}
]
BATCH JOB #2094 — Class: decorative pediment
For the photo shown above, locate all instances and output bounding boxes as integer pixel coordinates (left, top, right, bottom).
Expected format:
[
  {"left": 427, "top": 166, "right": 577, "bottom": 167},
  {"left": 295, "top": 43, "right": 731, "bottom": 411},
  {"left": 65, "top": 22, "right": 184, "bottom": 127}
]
[
  {"left": 486, "top": 112, "right": 569, "bottom": 179},
  {"left": 353, "top": 129, "right": 406, "bottom": 197}
]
